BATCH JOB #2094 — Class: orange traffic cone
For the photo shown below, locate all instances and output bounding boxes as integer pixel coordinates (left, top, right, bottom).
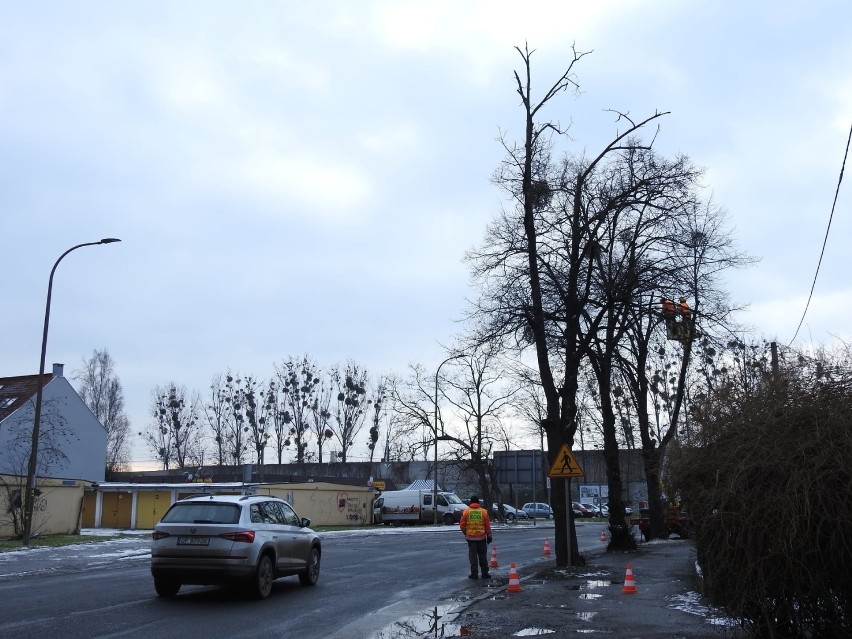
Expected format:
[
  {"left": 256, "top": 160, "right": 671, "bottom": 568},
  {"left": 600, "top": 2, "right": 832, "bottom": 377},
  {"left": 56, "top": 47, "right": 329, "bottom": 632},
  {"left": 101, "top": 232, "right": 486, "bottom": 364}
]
[
  {"left": 600, "top": 529, "right": 607, "bottom": 542},
  {"left": 542, "top": 539, "right": 551, "bottom": 556},
  {"left": 489, "top": 546, "right": 499, "bottom": 568},
  {"left": 622, "top": 564, "right": 638, "bottom": 594},
  {"left": 507, "top": 562, "right": 523, "bottom": 593}
]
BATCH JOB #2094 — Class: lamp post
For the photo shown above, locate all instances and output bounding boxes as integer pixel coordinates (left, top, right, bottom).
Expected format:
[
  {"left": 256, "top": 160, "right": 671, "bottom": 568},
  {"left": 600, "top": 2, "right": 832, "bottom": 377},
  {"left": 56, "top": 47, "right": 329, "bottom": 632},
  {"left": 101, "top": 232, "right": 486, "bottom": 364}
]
[
  {"left": 432, "top": 353, "right": 463, "bottom": 525},
  {"left": 21, "top": 238, "right": 121, "bottom": 546}
]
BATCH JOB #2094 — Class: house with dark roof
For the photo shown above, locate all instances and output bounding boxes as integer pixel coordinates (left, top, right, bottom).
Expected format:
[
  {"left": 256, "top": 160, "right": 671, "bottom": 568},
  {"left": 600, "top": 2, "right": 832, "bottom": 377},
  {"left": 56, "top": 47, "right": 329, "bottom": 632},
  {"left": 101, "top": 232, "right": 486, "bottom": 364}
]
[{"left": 0, "top": 363, "right": 107, "bottom": 483}]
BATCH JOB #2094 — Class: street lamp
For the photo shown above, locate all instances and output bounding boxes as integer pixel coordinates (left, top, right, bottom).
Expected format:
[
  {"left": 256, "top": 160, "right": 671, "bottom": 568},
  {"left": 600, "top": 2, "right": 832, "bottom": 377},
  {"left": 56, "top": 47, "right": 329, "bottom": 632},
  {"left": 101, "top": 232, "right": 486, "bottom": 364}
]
[
  {"left": 22, "top": 238, "right": 121, "bottom": 546},
  {"left": 432, "top": 353, "right": 463, "bottom": 525}
]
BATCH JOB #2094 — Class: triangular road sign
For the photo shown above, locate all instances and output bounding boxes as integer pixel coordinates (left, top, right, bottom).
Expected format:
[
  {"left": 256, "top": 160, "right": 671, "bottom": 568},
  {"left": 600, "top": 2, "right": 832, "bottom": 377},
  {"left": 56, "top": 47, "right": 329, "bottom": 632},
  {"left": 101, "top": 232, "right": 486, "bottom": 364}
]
[{"left": 548, "top": 444, "right": 584, "bottom": 478}]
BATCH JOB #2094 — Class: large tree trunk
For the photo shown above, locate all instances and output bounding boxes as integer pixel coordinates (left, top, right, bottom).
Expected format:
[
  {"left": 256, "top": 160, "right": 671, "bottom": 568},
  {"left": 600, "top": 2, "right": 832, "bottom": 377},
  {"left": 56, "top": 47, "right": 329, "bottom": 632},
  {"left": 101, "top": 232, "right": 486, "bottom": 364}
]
[{"left": 641, "top": 446, "right": 667, "bottom": 538}]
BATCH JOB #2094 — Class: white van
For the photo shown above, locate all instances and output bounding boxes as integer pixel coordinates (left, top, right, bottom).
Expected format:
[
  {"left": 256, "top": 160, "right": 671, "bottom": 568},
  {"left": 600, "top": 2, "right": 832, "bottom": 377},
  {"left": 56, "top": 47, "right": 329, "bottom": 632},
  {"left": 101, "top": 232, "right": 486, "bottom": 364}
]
[{"left": 375, "top": 490, "right": 466, "bottom": 525}]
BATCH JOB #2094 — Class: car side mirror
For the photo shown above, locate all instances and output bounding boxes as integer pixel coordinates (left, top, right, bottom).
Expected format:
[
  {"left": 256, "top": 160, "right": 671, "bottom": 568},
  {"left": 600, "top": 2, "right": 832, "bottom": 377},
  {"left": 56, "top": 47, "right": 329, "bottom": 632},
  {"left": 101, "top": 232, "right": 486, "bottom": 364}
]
[{"left": 301, "top": 517, "right": 311, "bottom": 528}]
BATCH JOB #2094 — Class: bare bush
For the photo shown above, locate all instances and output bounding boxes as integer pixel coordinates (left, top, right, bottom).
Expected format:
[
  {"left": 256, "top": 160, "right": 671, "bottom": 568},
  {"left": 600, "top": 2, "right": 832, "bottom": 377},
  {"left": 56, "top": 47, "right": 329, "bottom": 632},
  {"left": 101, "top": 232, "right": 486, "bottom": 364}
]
[{"left": 670, "top": 346, "right": 852, "bottom": 637}]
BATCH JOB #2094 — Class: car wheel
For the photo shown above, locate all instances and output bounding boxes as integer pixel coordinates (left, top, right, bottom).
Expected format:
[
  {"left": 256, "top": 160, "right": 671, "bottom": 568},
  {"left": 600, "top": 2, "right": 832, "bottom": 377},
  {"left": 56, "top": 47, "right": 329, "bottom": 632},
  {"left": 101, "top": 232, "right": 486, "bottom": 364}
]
[
  {"left": 299, "top": 547, "right": 321, "bottom": 586},
  {"left": 507, "top": 512, "right": 516, "bottom": 520},
  {"left": 251, "top": 554, "right": 274, "bottom": 599},
  {"left": 154, "top": 577, "right": 181, "bottom": 598},
  {"left": 443, "top": 513, "right": 454, "bottom": 525}
]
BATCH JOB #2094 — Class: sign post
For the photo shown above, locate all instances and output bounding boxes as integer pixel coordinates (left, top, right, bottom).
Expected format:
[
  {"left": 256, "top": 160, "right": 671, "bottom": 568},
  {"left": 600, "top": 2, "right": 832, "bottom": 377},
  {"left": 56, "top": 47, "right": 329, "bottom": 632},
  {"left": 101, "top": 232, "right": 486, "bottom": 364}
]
[{"left": 548, "top": 444, "right": 584, "bottom": 565}]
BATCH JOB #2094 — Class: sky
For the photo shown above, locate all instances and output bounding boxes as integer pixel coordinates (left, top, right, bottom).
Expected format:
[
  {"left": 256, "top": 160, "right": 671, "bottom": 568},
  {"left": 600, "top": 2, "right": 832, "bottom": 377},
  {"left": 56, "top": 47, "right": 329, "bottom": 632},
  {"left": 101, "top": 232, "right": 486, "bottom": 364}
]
[{"left": 3, "top": 1, "right": 851, "bottom": 467}]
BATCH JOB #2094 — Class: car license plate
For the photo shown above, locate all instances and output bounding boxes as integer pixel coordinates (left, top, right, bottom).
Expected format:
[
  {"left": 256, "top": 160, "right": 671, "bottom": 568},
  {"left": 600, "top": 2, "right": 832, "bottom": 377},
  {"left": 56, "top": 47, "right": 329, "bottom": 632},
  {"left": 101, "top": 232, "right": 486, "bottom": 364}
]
[{"left": 177, "top": 536, "right": 210, "bottom": 546}]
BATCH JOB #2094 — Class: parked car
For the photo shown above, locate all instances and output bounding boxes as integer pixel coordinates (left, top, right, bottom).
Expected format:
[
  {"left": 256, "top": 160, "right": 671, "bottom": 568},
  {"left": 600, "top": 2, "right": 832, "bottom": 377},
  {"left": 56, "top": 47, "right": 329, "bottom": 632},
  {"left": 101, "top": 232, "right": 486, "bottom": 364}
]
[
  {"left": 521, "top": 502, "right": 553, "bottom": 519},
  {"left": 491, "top": 503, "right": 529, "bottom": 520},
  {"left": 572, "top": 502, "right": 592, "bottom": 517},
  {"left": 581, "top": 502, "right": 608, "bottom": 517},
  {"left": 150, "top": 494, "right": 321, "bottom": 599}
]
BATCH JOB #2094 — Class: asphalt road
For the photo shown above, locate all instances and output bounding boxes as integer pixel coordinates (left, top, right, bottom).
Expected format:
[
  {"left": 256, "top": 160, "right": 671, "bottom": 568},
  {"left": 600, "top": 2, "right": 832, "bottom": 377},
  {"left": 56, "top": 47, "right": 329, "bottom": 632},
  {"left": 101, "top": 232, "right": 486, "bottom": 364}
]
[{"left": 0, "top": 521, "right": 597, "bottom": 639}]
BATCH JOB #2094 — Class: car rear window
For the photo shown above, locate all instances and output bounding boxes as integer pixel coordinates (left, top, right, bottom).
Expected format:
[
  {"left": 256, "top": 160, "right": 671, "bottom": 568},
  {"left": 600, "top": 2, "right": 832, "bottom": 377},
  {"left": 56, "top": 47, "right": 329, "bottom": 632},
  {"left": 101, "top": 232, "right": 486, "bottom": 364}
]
[{"left": 161, "top": 502, "right": 241, "bottom": 524}]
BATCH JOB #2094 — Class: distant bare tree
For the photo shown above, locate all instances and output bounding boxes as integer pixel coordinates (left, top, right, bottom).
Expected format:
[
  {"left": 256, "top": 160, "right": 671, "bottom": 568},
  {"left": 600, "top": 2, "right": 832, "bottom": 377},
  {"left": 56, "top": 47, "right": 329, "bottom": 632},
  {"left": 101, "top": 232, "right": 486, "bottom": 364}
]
[
  {"left": 366, "top": 379, "right": 388, "bottom": 463},
  {"left": 240, "top": 375, "right": 273, "bottom": 466},
  {"left": 275, "top": 356, "right": 321, "bottom": 465},
  {"left": 441, "top": 345, "right": 518, "bottom": 512},
  {"left": 203, "top": 374, "right": 231, "bottom": 465},
  {"left": 307, "top": 371, "right": 335, "bottom": 463},
  {"left": 330, "top": 362, "right": 371, "bottom": 462},
  {"left": 141, "top": 383, "right": 202, "bottom": 470},
  {"left": 386, "top": 365, "right": 441, "bottom": 462},
  {"left": 73, "top": 348, "right": 131, "bottom": 472},
  {"left": 218, "top": 373, "right": 251, "bottom": 466}
]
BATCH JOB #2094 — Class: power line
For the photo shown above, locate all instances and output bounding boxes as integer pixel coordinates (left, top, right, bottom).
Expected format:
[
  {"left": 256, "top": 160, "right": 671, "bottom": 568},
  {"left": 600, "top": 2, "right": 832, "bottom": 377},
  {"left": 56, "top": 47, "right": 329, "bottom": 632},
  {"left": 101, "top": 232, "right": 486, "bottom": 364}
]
[{"left": 790, "top": 124, "right": 852, "bottom": 344}]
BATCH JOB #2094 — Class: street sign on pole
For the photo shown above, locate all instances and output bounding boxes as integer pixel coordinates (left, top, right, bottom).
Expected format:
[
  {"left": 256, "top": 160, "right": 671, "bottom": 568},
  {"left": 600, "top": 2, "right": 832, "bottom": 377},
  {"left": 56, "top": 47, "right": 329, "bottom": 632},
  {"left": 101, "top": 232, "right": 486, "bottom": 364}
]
[{"left": 548, "top": 444, "right": 584, "bottom": 478}]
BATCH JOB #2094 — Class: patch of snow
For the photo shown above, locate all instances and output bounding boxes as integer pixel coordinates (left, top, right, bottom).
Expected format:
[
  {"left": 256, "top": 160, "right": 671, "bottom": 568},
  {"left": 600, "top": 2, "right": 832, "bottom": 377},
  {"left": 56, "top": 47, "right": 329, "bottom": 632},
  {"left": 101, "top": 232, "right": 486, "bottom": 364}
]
[
  {"left": 80, "top": 528, "right": 150, "bottom": 536},
  {"left": 668, "top": 591, "right": 739, "bottom": 627}
]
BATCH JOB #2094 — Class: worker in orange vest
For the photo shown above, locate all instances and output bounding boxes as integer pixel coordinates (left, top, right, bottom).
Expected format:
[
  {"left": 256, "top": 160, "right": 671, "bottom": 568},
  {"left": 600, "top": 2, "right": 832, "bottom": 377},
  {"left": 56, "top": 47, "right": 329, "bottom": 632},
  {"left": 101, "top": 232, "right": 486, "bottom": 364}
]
[
  {"left": 460, "top": 495, "right": 493, "bottom": 579},
  {"left": 660, "top": 297, "right": 676, "bottom": 318},
  {"left": 678, "top": 297, "right": 691, "bottom": 321}
]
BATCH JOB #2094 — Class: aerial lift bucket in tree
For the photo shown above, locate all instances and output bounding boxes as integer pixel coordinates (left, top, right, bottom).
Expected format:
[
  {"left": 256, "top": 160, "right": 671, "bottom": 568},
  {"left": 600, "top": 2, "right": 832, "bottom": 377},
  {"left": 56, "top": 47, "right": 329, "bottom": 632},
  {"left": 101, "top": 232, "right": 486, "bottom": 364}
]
[{"left": 660, "top": 296, "right": 700, "bottom": 342}]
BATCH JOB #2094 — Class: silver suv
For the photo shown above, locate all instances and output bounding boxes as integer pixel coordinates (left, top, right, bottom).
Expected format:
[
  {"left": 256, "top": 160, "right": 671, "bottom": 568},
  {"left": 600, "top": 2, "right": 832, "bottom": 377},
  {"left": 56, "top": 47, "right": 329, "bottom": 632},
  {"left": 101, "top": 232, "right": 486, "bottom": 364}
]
[{"left": 150, "top": 494, "right": 321, "bottom": 599}]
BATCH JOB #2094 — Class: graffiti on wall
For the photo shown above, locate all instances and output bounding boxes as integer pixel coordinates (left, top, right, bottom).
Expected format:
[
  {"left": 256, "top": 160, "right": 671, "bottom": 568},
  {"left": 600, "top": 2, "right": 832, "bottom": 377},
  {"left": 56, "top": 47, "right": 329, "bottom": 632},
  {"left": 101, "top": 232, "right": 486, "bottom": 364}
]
[{"left": 336, "top": 491, "right": 366, "bottom": 523}]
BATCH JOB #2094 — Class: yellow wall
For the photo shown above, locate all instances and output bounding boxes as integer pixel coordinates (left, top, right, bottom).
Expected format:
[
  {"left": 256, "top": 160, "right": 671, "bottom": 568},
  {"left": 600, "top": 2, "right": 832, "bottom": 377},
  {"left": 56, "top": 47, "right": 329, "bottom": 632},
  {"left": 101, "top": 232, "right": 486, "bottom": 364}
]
[
  {"left": 86, "top": 482, "right": 377, "bottom": 530},
  {"left": 0, "top": 475, "right": 85, "bottom": 538},
  {"left": 264, "top": 483, "right": 375, "bottom": 526}
]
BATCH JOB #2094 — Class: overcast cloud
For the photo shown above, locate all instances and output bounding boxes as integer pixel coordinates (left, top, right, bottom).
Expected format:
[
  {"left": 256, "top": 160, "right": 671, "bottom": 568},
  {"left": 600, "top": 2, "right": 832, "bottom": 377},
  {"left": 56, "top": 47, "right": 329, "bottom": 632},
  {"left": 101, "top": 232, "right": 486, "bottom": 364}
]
[{"left": 3, "top": 1, "right": 850, "bottom": 466}]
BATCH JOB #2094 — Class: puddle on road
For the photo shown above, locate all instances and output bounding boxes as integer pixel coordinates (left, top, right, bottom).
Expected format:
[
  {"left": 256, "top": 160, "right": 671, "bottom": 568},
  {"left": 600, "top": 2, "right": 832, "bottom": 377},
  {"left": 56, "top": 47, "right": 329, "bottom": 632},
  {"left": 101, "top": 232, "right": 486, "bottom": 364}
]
[
  {"left": 369, "top": 604, "right": 472, "bottom": 639},
  {"left": 580, "top": 580, "right": 610, "bottom": 590},
  {"left": 513, "top": 629, "right": 556, "bottom": 636}
]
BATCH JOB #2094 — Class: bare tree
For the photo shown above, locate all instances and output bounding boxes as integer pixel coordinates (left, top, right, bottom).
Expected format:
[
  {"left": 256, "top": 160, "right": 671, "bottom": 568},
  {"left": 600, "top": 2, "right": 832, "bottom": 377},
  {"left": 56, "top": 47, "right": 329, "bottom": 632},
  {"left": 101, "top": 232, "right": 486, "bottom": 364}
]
[
  {"left": 240, "top": 375, "right": 272, "bottom": 465},
  {"left": 267, "top": 381, "right": 289, "bottom": 464},
  {"left": 275, "top": 356, "right": 321, "bottom": 465},
  {"left": 366, "top": 379, "right": 388, "bottom": 463},
  {"left": 73, "top": 348, "right": 131, "bottom": 473},
  {"left": 467, "top": 43, "right": 670, "bottom": 563},
  {"left": 141, "top": 383, "right": 202, "bottom": 470},
  {"left": 386, "top": 365, "right": 441, "bottom": 463},
  {"left": 203, "top": 374, "right": 231, "bottom": 465},
  {"left": 307, "top": 370, "right": 334, "bottom": 463},
  {"left": 614, "top": 198, "right": 753, "bottom": 539},
  {"left": 218, "top": 373, "right": 251, "bottom": 466},
  {"left": 330, "top": 362, "right": 370, "bottom": 462},
  {"left": 440, "top": 346, "right": 517, "bottom": 515},
  {"left": 559, "top": 144, "right": 705, "bottom": 541}
]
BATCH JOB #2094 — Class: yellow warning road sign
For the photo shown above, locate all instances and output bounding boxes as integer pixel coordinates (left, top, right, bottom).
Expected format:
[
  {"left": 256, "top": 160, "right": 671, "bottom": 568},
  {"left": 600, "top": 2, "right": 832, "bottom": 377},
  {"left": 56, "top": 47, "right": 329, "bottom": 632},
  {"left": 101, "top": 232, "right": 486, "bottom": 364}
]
[{"left": 548, "top": 444, "right": 584, "bottom": 478}]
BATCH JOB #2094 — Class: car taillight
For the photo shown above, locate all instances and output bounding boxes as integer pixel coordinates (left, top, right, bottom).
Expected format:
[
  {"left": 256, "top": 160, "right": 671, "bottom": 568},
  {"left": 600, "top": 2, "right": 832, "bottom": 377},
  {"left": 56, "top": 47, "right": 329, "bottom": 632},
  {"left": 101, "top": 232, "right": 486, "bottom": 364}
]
[
  {"left": 219, "top": 530, "right": 256, "bottom": 543},
  {"left": 152, "top": 530, "right": 170, "bottom": 541}
]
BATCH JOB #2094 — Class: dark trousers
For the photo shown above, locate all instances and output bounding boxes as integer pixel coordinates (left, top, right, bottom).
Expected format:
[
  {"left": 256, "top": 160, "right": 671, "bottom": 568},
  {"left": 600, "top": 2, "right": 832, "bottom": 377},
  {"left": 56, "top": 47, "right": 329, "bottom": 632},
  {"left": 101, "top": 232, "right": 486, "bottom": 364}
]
[{"left": 467, "top": 539, "right": 489, "bottom": 576}]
